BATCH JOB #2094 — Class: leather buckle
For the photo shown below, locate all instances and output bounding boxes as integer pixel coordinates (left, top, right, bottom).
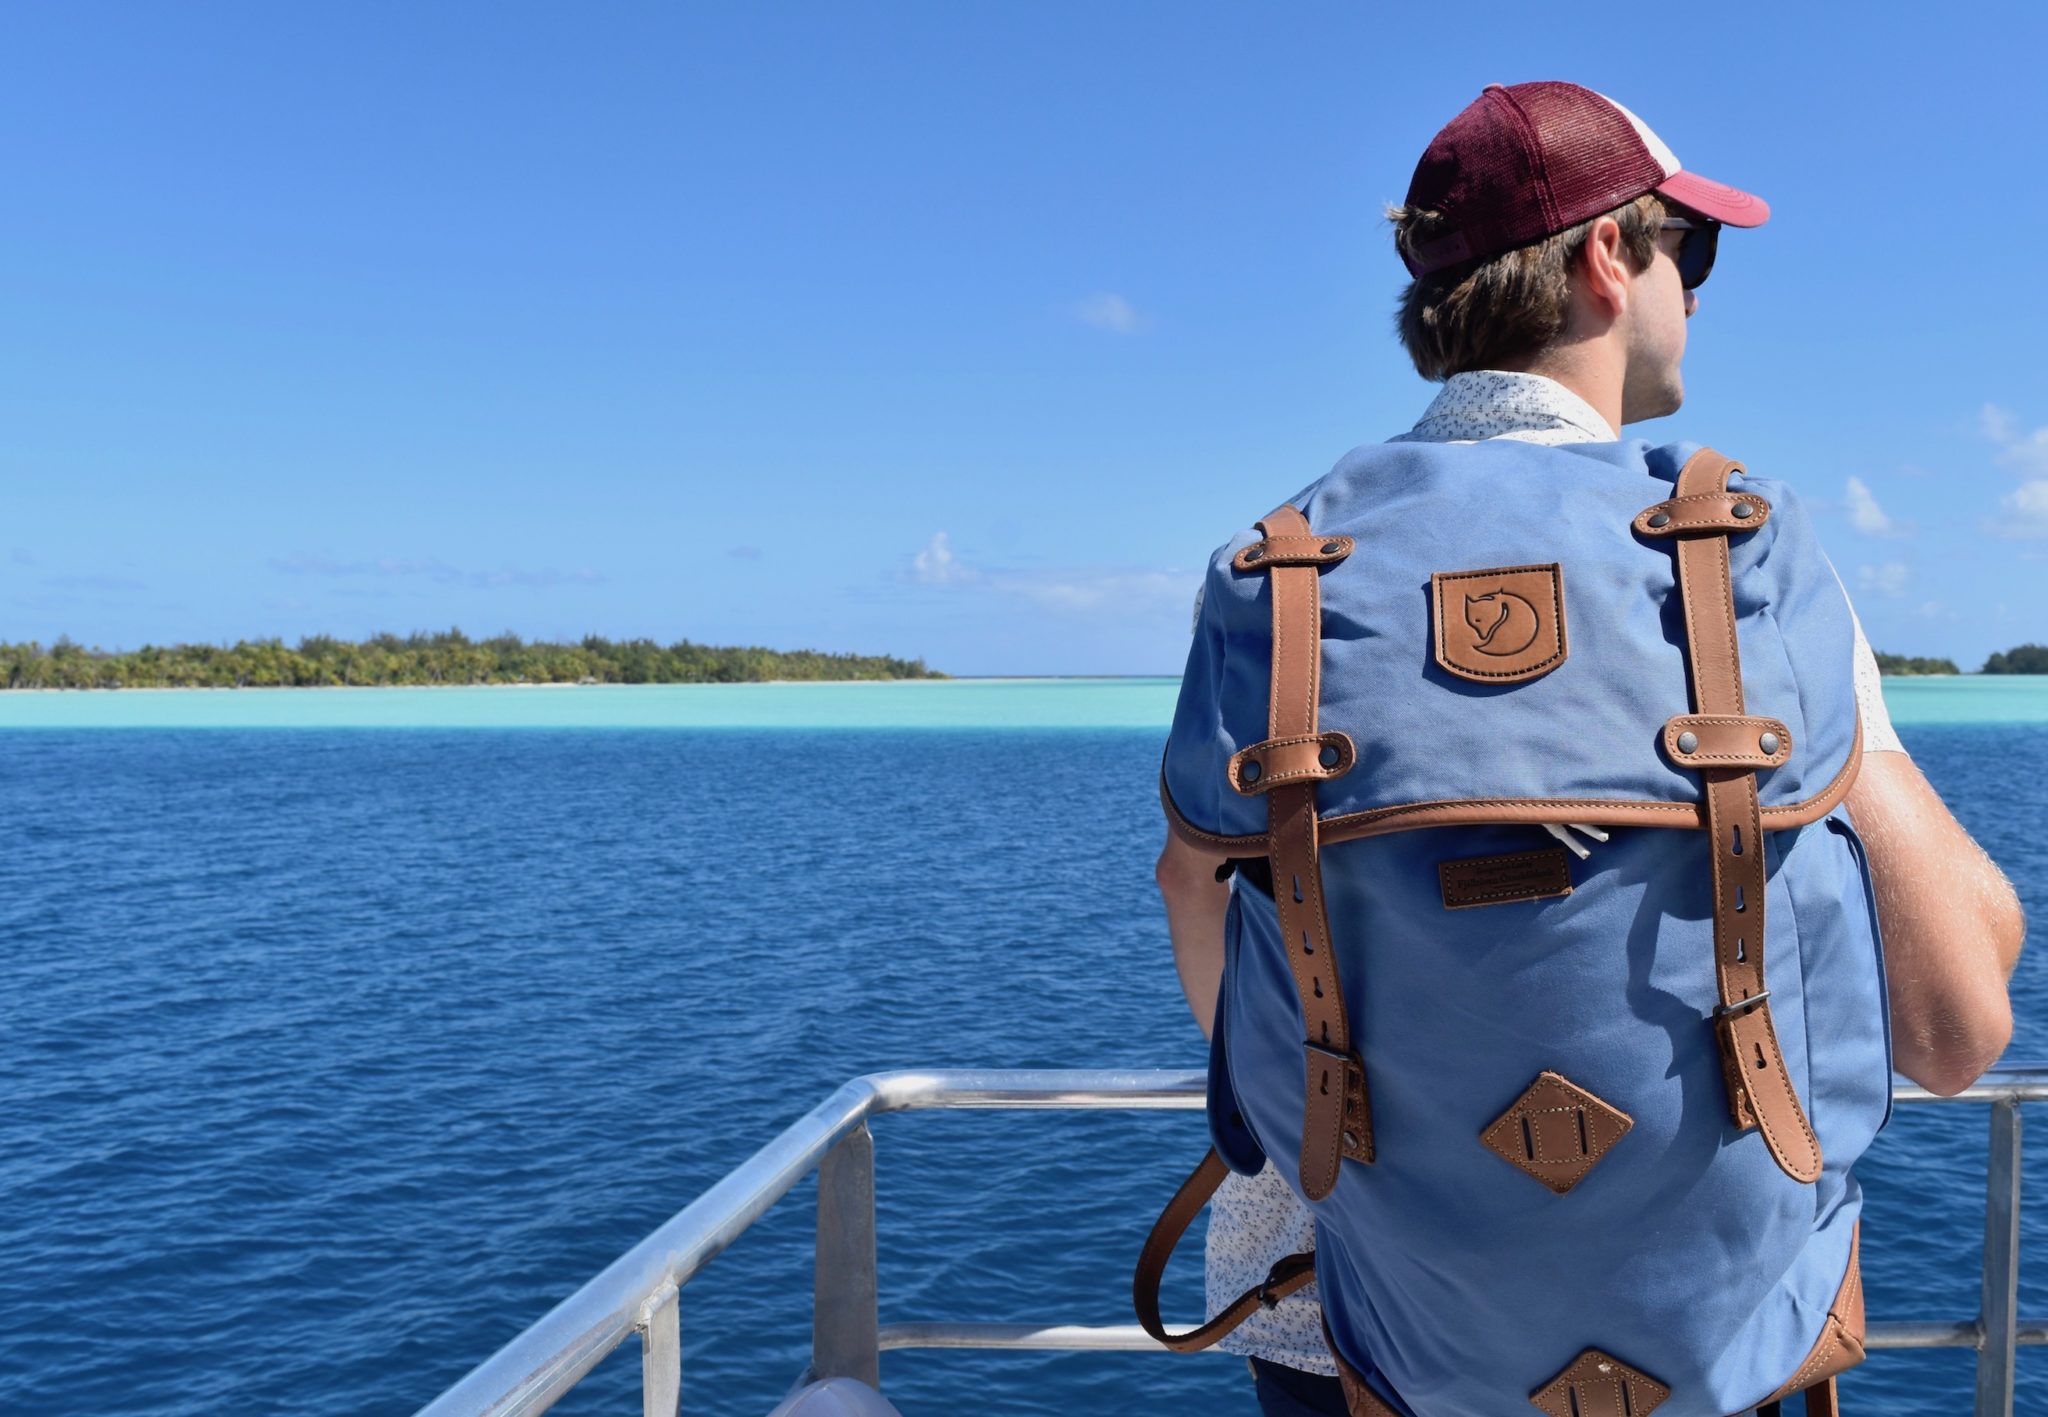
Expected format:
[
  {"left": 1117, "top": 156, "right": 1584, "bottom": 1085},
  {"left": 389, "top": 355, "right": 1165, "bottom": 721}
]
[{"left": 1306, "top": 1040, "right": 1375, "bottom": 1162}]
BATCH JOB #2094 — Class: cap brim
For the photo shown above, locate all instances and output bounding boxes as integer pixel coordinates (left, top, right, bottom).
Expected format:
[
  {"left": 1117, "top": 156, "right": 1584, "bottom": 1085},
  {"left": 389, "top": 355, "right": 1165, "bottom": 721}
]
[{"left": 1655, "top": 170, "right": 1769, "bottom": 227}]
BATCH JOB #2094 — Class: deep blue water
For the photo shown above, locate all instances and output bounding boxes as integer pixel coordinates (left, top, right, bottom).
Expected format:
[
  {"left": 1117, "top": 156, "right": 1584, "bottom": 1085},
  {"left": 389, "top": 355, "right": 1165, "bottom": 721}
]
[{"left": 1, "top": 724, "right": 2042, "bottom": 1416}]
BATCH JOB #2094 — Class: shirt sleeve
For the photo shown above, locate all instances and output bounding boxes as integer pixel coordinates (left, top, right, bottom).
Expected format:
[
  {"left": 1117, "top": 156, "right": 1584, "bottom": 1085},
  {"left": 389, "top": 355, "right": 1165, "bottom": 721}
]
[{"left": 1824, "top": 555, "right": 1909, "bottom": 756}]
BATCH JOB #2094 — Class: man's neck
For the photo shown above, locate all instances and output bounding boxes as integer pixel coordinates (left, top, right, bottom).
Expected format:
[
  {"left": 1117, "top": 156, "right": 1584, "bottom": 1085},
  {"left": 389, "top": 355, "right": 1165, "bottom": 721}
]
[{"left": 1497, "top": 351, "right": 1623, "bottom": 438}]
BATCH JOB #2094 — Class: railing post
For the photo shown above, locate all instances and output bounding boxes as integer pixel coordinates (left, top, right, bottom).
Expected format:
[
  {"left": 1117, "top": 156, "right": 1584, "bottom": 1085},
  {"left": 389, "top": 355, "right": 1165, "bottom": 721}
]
[
  {"left": 639, "top": 1281, "right": 681, "bottom": 1417},
  {"left": 1976, "top": 1099, "right": 2021, "bottom": 1417},
  {"left": 814, "top": 1122, "right": 881, "bottom": 1388}
]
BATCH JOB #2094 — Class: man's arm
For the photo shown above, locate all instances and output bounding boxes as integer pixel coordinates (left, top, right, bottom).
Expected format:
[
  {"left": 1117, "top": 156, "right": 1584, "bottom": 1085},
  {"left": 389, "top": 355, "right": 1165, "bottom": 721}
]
[
  {"left": 1157, "top": 828, "right": 1232, "bottom": 1040},
  {"left": 1848, "top": 752, "right": 2025, "bottom": 1096}
]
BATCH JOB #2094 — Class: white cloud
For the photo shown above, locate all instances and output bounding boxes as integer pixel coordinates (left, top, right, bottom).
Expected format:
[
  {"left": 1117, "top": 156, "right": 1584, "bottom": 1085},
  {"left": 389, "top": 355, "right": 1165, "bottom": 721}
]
[
  {"left": 908, "top": 530, "right": 1186, "bottom": 615},
  {"left": 1857, "top": 562, "right": 1911, "bottom": 597},
  {"left": 1843, "top": 476, "right": 1900, "bottom": 536},
  {"left": 912, "top": 531, "right": 975, "bottom": 585},
  {"left": 987, "top": 569, "right": 1184, "bottom": 613},
  {"left": 1990, "top": 480, "right": 2048, "bottom": 539},
  {"left": 1981, "top": 402, "right": 2048, "bottom": 475},
  {"left": 1074, "top": 292, "right": 1146, "bottom": 335}
]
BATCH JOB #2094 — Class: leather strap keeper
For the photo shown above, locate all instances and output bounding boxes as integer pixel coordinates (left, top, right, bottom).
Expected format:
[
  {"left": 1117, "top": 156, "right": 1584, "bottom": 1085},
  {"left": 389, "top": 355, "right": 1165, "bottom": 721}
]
[
  {"left": 1229, "top": 731, "right": 1356, "bottom": 795},
  {"left": 1633, "top": 491, "right": 1773, "bottom": 538},
  {"left": 1234, "top": 533, "right": 1354, "bottom": 570},
  {"left": 1663, "top": 714, "right": 1793, "bottom": 770}
]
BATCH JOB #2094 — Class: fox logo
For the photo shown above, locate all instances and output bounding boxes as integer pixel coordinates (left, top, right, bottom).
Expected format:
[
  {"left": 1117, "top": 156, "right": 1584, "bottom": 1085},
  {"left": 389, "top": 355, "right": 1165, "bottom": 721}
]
[
  {"left": 1463, "top": 589, "right": 1541, "bottom": 657},
  {"left": 1431, "top": 564, "right": 1568, "bottom": 684}
]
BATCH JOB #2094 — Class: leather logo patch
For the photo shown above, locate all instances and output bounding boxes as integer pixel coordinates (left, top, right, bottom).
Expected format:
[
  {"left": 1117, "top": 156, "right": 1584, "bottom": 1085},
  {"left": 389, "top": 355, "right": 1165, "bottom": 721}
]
[
  {"left": 1439, "top": 847, "right": 1572, "bottom": 910},
  {"left": 1430, "top": 563, "right": 1568, "bottom": 683}
]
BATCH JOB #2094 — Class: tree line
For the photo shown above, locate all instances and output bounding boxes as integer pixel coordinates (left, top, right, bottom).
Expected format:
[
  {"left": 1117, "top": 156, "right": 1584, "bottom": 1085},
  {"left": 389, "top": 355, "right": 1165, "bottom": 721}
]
[
  {"left": 0, "top": 631, "right": 943, "bottom": 689},
  {"left": 1873, "top": 645, "right": 2046, "bottom": 676},
  {"left": 1981, "top": 644, "right": 2048, "bottom": 675}
]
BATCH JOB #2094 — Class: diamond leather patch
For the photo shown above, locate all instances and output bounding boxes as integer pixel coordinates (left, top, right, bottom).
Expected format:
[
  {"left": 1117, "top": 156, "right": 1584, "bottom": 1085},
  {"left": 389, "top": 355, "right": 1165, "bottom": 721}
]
[
  {"left": 1529, "top": 1348, "right": 1669, "bottom": 1417},
  {"left": 1481, "top": 1071, "right": 1632, "bottom": 1195}
]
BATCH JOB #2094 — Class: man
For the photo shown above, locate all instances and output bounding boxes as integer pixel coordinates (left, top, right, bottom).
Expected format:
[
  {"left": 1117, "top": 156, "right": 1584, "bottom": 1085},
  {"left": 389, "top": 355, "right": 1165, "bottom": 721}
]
[{"left": 1156, "top": 82, "right": 2025, "bottom": 1417}]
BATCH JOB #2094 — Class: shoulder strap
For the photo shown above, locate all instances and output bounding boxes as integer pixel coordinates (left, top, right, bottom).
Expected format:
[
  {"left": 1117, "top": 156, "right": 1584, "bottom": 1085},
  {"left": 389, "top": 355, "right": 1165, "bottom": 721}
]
[
  {"left": 1244, "top": 505, "right": 1375, "bottom": 1201},
  {"left": 1130, "top": 1148, "right": 1316, "bottom": 1352},
  {"left": 1668, "top": 450, "right": 1823, "bottom": 1184}
]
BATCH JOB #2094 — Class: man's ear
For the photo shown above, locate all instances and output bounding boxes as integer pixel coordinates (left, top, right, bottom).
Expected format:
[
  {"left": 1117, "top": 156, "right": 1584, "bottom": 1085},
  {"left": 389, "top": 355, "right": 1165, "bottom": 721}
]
[{"left": 1574, "top": 215, "right": 1632, "bottom": 321}]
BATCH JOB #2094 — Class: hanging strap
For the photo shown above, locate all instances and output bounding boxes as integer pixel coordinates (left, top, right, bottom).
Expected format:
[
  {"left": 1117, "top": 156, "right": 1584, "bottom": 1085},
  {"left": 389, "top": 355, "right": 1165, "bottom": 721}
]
[
  {"left": 1756, "top": 1379, "right": 1838, "bottom": 1417},
  {"left": 1244, "top": 505, "right": 1374, "bottom": 1201},
  {"left": 1666, "top": 450, "right": 1823, "bottom": 1185},
  {"left": 1131, "top": 1148, "right": 1316, "bottom": 1352}
]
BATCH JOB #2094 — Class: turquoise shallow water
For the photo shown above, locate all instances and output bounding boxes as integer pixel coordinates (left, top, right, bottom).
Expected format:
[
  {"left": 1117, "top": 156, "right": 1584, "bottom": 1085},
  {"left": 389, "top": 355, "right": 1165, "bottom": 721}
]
[{"left": 0, "top": 673, "right": 2040, "bottom": 729}]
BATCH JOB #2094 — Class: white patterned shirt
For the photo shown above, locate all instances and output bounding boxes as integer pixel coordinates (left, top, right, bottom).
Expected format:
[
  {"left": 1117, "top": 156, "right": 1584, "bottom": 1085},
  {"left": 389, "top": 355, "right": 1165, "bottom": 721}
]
[{"left": 1198, "top": 369, "right": 1904, "bottom": 1375}]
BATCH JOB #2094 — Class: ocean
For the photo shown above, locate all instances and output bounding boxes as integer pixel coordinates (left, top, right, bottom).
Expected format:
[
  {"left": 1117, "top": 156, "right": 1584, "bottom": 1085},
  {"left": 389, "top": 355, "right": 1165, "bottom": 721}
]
[{"left": 1, "top": 678, "right": 2042, "bottom": 1416}]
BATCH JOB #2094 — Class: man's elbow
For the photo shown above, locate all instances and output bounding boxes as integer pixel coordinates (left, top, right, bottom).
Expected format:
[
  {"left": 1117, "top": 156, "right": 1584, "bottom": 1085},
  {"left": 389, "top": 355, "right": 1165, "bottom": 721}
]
[
  {"left": 1156, "top": 836, "right": 1224, "bottom": 895},
  {"left": 1907, "top": 989, "right": 2016, "bottom": 1098}
]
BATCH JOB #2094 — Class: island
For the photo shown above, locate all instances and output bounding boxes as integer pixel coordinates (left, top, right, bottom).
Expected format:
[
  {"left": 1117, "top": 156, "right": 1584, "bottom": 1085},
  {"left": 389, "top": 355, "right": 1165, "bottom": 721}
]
[
  {"left": 1, "top": 632, "right": 945, "bottom": 689},
  {"left": 1872, "top": 645, "right": 2048, "bottom": 676},
  {"left": 1981, "top": 644, "right": 2048, "bottom": 675},
  {"left": 1873, "top": 651, "right": 1961, "bottom": 676}
]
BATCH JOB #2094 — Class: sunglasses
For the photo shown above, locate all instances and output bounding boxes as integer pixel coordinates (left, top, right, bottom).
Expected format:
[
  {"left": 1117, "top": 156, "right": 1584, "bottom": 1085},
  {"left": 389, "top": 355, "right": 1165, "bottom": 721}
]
[{"left": 1659, "top": 217, "right": 1721, "bottom": 291}]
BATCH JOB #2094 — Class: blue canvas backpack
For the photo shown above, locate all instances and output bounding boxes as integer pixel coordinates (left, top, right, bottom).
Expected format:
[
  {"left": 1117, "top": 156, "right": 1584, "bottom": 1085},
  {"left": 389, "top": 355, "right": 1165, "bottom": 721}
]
[{"left": 1133, "top": 440, "right": 1891, "bottom": 1417}]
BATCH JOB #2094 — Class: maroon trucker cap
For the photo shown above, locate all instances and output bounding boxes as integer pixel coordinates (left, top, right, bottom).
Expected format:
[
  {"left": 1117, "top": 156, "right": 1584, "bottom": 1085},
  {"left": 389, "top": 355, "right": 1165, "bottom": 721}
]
[{"left": 1400, "top": 81, "right": 1770, "bottom": 278}]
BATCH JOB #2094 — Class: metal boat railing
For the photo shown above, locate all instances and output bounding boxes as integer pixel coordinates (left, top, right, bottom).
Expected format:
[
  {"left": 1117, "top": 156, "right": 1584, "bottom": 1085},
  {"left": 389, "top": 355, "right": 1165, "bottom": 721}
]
[{"left": 414, "top": 1065, "right": 2047, "bottom": 1417}]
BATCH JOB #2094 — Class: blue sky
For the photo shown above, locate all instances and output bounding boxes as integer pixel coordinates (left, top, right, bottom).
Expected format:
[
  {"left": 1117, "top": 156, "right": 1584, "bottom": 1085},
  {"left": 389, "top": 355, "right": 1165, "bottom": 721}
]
[{"left": 3, "top": 3, "right": 2043, "bottom": 676}]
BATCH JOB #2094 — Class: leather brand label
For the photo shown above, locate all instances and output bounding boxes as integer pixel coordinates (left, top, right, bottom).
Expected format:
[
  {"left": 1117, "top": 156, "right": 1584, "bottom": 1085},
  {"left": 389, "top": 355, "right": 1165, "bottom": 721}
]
[
  {"left": 1430, "top": 562, "right": 1568, "bottom": 683},
  {"left": 1439, "top": 847, "right": 1573, "bottom": 910}
]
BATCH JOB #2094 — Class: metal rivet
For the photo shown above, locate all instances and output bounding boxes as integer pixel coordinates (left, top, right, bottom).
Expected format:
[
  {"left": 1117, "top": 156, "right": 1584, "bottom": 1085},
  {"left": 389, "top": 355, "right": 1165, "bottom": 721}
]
[
  {"left": 1648, "top": 512, "right": 1671, "bottom": 528},
  {"left": 1677, "top": 731, "right": 1699, "bottom": 754},
  {"left": 1731, "top": 501, "right": 1754, "bottom": 519},
  {"left": 1759, "top": 732, "right": 1780, "bottom": 755},
  {"left": 1241, "top": 759, "right": 1261, "bottom": 783},
  {"left": 1318, "top": 743, "right": 1340, "bottom": 768},
  {"left": 1321, "top": 540, "right": 1344, "bottom": 555}
]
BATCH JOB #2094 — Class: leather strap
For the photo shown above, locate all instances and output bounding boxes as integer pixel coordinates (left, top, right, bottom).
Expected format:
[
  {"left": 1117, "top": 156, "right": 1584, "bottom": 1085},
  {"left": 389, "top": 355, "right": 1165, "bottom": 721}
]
[
  {"left": 1254, "top": 505, "right": 1373, "bottom": 1199},
  {"left": 1236, "top": 533, "right": 1356, "bottom": 569},
  {"left": 1756, "top": 1381, "right": 1836, "bottom": 1417},
  {"left": 1670, "top": 450, "right": 1822, "bottom": 1185},
  {"left": 1131, "top": 1148, "right": 1316, "bottom": 1352},
  {"left": 1322, "top": 1313, "right": 1403, "bottom": 1416}
]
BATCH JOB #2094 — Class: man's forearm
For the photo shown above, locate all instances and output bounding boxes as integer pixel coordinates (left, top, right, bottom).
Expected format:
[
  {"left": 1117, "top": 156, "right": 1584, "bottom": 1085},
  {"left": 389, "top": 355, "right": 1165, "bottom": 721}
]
[{"left": 1848, "top": 752, "right": 2025, "bottom": 1095}]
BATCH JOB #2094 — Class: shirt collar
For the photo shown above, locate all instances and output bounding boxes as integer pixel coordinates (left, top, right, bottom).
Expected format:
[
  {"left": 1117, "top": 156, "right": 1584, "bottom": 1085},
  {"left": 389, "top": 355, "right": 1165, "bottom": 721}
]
[{"left": 1391, "top": 369, "right": 1619, "bottom": 446}]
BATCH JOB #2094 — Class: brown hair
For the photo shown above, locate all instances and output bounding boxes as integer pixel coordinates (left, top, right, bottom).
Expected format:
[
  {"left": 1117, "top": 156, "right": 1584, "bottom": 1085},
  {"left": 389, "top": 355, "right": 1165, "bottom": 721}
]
[{"left": 1386, "top": 191, "right": 1667, "bottom": 382}]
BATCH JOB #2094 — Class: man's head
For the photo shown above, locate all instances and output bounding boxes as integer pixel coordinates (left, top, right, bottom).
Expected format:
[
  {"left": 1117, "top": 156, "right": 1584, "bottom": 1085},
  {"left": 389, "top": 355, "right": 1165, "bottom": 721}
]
[{"left": 1387, "top": 82, "right": 1768, "bottom": 424}]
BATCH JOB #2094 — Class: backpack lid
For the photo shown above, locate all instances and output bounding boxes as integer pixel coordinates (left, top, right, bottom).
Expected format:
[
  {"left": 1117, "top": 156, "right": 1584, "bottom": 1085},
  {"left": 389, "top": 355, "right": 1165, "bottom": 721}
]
[{"left": 1163, "top": 438, "right": 1862, "bottom": 848}]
